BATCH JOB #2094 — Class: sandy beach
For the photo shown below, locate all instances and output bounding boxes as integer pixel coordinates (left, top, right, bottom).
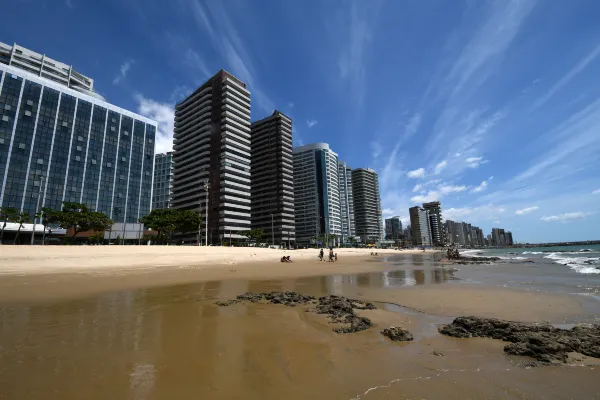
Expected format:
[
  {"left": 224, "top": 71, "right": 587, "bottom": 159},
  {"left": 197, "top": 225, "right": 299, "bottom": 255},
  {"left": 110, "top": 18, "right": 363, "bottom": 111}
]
[{"left": 0, "top": 245, "right": 598, "bottom": 399}]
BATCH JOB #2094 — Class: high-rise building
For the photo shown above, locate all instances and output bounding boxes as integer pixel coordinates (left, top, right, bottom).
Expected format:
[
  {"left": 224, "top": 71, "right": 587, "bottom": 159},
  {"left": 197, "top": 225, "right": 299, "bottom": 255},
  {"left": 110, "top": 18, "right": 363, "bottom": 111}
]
[
  {"left": 505, "top": 231, "right": 514, "bottom": 245},
  {"left": 409, "top": 206, "right": 431, "bottom": 246},
  {"left": 338, "top": 161, "right": 355, "bottom": 241},
  {"left": 404, "top": 225, "right": 412, "bottom": 244},
  {"left": 250, "top": 110, "right": 295, "bottom": 247},
  {"left": 0, "top": 56, "right": 156, "bottom": 223},
  {"left": 491, "top": 228, "right": 505, "bottom": 246},
  {"left": 293, "top": 143, "right": 341, "bottom": 245},
  {"left": 352, "top": 168, "right": 383, "bottom": 243},
  {"left": 171, "top": 70, "right": 251, "bottom": 244},
  {"left": 423, "top": 201, "right": 444, "bottom": 246},
  {"left": 384, "top": 216, "right": 402, "bottom": 240},
  {"left": 462, "top": 222, "right": 473, "bottom": 247},
  {"left": 1, "top": 42, "right": 94, "bottom": 93},
  {"left": 152, "top": 152, "right": 173, "bottom": 210}
]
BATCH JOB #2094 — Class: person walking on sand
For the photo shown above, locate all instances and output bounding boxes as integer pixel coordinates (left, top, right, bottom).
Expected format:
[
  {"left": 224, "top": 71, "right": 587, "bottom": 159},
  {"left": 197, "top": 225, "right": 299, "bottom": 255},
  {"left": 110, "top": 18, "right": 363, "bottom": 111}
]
[
  {"left": 319, "top": 248, "right": 324, "bottom": 261},
  {"left": 329, "top": 249, "right": 334, "bottom": 262}
]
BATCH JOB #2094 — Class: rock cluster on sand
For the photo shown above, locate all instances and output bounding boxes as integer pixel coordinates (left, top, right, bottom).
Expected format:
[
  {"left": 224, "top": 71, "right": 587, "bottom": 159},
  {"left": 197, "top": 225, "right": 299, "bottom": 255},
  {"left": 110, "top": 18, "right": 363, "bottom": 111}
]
[
  {"left": 381, "top": 326, "right": 414, "bottom": 342},
  {"left": 455, "top": 256, "right": 501, "bottom": 265},
  {"left": 216, "top": 292, "right": 380, "bottom": 334},
  {"left": 439, "top": 316, "right": 600, "bottom": 363}
]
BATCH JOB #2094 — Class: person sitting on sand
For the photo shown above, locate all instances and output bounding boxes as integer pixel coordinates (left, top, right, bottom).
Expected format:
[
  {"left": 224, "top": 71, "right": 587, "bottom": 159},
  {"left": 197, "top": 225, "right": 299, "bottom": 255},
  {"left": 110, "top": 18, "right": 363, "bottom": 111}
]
[
  {"left": 285, "top": 256, "right": 292, "bottom": 263},
  {"left": 280, "top": 256, "right": 286, "bottom": 263}
]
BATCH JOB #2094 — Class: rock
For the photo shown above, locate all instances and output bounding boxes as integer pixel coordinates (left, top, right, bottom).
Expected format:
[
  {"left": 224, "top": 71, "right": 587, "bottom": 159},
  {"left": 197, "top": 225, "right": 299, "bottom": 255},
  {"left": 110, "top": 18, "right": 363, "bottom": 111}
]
[
  {"left": 381, "top": 326, "right": 414, "bottom": 342},
  {"left": 215, "top": 299, "right": 239, "bottom": 306},
  {"left": 432, "top": 350, "right": 445, "bottom": 357},
  {"left": 439, "top": 316, "right": 600, "bottom": 364},
  {"left": 236, "top": 291, "right": 316, "bottom": 306}
]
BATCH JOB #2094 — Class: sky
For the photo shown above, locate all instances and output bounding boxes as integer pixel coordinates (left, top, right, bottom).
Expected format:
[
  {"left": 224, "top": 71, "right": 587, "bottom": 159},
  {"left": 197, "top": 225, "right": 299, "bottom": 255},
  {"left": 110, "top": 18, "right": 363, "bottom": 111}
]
[{"left": 2, "top": 0, "right": 600, "bottom": 243}]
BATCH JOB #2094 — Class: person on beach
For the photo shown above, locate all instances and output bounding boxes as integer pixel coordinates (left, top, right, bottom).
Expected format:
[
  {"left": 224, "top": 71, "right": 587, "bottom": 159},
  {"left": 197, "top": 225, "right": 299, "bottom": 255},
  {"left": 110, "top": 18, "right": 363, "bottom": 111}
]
[
  {"left": 334, "top": 253, "right": 338, "bottom": 262},
  {"left": 329, "top": 249, "right": 334, "bottom": 262},
  {"left": 319, "top": 248, "right": 324, "bottom": 261},
  {"left": 286, "top": 256, "right": 292, "bottom": 262}
]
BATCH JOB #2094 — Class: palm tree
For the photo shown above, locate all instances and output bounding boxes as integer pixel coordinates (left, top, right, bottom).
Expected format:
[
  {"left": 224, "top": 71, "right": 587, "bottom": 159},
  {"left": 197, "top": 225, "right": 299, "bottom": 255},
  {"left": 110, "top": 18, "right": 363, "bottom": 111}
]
[
  {"left": 32, "top": 210, "right": 44, "bottom": 245},
  {"left": 0, "top": 207, "right": 19, "bottom": 244},
  {"left": 13, "top": 212, "right": 30, "bottom": 244}
]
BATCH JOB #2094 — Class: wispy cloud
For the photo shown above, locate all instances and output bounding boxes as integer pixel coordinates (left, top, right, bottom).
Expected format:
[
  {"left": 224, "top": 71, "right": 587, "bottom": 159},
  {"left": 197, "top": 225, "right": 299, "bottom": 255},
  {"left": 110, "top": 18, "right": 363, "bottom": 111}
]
[
  {"left": 407, "top": 168, "right": 425, "bottom": 179},
  {"left": 65, "top": 0, "right": 72, "bottom": 9},
  {"left": 444, "top": 204, "right": 506, "bottom": 222},
  {"left": 410, "top": 184, "right": 468, "bottom": 203},
  {"left": 187, "top": 0, "right": 274, "bottom": 112},
  {"left": 434, "top": 160, "right": 448, "bottom": 175},
  {"left": 135, "top": 94, "right": 174, "bottom": 154},
  {"left": 288, "top": 102, "right": 295, "bottom": 108},
  {"left": 465, "top": 156, "right": 488, "bottom": 168},
  {"left": 531, "top": 43, "right": 600, "bottom": 110},
  {"left": 515, "top": 206, "right": 539, "bottom": 215},
  {"left": 471, "top": 179, "right": 488, "bottom": 193},
  {"left": 412, "top": 184, "right": 423, "bottom": 193},
  {"left": 410, "top": 192, "right": 439, "bottom": 203},
  {"left": 541, "top": 212, "right": 591, "bottom": 222},
  {"left": 592, "top": 189, "right": 600, "bottom": 195},
  {"left": 113, "top": 60, "right": 134, "bottom": 85},
  {"left": 306, "top": 120, "right": 318, "bottom": 128}
]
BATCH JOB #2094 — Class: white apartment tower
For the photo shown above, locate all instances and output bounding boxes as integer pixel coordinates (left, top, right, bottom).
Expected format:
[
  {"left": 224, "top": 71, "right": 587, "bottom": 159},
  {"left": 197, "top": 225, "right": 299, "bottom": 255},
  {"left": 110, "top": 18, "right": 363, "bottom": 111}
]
[{"left": 338, "top": 161, "right": 355, "bottom": 241}]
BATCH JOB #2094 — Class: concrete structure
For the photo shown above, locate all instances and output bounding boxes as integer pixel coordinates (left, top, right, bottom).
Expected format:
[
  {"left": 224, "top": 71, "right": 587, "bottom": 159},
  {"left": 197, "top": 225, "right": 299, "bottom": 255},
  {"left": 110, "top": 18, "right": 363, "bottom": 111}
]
[
  {"left": 423, "top": 201, "right": 444, "bottom": 246},
  {"left": 171, "top": 70, "right": 251, "bottom": 244},
  {"left": 0, "top": 62, "right": 156, "bottom": 222},
  {"left": 351, "top": 168, "right": 383, "bottom": 243},
  {"left": 152, "top": 152, "right": 173, "bottom": 210},
  {"left": 1, "top": 42, "right": 95, "bottom": 95},
  {"left": 404, "top": 225, "right": 412, "bottom": 244},
  {"left": 409, "top": 206, "right": 432, "bottom": 247},
  {"left": 338, "top": 161, "right": 355, "bottom": 242},
  {"left": 250, "top": 110, "right": 295, "bottom": 247},
  {"left": 293, "top": 143, "right": 341, "bottom": 245},
  {"left": 384, "top": 216, "right": 402, "bottom": 240},
  {"left": 505, "top": 231, "right": 514, "bottom": 245},
  {"left": 491, "top": 228, "right": 505, "bottom": 246}
]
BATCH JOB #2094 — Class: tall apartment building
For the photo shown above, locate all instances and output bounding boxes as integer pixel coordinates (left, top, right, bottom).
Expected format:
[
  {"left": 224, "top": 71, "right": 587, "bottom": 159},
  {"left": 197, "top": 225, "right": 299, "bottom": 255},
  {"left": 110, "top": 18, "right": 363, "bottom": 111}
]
[
  {"left": 152, "top": 152, "right": 173, "bottom": 210},
  {"left": 338, "top": 161, "right": 355, "bottom": 241},
  {"left": 171, "top": 70, "right": 252, "bottom": 244},
  {"left": 409, "top": 206, "right": 432, "bottom": 246},
  {"left": 491, "top": 228, "right": 505, "bottom": 246},
  {"left": 293, "top": 143, "right": 341, "bottom": 245},
  {"left": 352, "top": 168, "right": 383, "bottom": 242},
  {"left": 250, "top": 110, "right": 295, "bottom": 247},
  {"left": 1, "top": 42, "right": 94, "bottom": 94},
  {"left": 423, "top": 201, "right": 444, "bottom": 246},
  {"left": 0, "top": 56, "right": 156, "bottom": 223},
  {"left": 505, "top": 231, "right": 514, "bottom": 245},
  {"left": 384, "top": 216, "right": 402, "bottom": 240}
]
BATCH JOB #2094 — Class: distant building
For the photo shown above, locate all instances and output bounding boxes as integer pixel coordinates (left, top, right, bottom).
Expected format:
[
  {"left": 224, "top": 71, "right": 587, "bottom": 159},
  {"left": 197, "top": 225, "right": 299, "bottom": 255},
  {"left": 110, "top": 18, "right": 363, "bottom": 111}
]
[
  {"left": 293, "top": 143, "right": 341, "bottom": 245},
  {"left": 171, "top": 70, "right": 251, "bottom": 244},
  {"left": 338, "top": 161, "right": 355, "bottom": 241},
  {"left": 352, "top": 168, "right": 383, "bottom": 243},
  {"left": 404, "top": 225, "right": 412, "bottom": 244},
  {"left": 152, "top": 152, "right": 173, "bottom": 210},
  {"left": 491, "top": 228, "right": 506, "bottom": 246},
  {"left": 384, "top": 216, "right": 402, "bottom": 240},
  {"left": 409, "top": 206, "right": 431, "bottom": 246},
  {"left": 505, "top": 231, "right": 514, "bottom": 245},
  {"left": 423, "top": 201, "right": 444, "bottom": 246},
  {"left": 250, "top": 110, "right": 295, "bottom": 247}
]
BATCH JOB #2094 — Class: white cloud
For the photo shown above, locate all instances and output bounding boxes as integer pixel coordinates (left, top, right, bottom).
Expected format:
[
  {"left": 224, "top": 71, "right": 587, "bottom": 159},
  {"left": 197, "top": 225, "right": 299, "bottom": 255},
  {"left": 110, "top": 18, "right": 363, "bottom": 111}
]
[
  {"left": 541, "top": 212, "right": 590, "bottom": 222},
  {"left": 471, "top": 180, "right": 488, "bottom": 193},
  {"left": 410, "top": 191, "right": 439, "bottom": 203},
  {"left": 434, "top": 160, "right": 448, "bottom": 175},
  {"left": 135, "top": 95, "right": 174, "bottom": 154},
  {"left": 113, "top": 60, "right": 134, "bottom": 85},
  {"left": 439, "top": 185, "right": 468, "bottom": 195},
  {"left": 465, "top": 156, "right": 488, "bottom": 168},
  {"left": 515, "top": 206, "right": 539, "bottom": 215},
  {"left": 65, "top": 0, "right": 73, "bottom": 8},
  {"left": 288, "top": 102, "right": 295, "bottom": 108},
  {"left": 306, "top": 120, "right": 318, "bottom": 128},
  {"left": 412, "top": 184, "right": 423, "bottom": 193},
  {"left": 593, "top": 189, "right": 600, "bottom": 195},
  {"left": 407, "top": 168, "right": 425, "bottom": 179},
  {"left": 444, "top": 204, "right": 506, "bottom": 222},
  {"left": 410, "top": 183, "right": 468, "bottom": 203}
]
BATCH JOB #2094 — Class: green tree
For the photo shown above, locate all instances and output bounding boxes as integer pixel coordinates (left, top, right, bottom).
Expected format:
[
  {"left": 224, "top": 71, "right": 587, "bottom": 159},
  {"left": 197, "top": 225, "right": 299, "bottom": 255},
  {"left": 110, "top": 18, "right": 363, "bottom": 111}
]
[
  {"left": 0, "top": 206, "right": 19, "bottom": 244},
  {"left": 139, "top": 209, "right": 202, "bottom": 245},
  {"left": 239, "top": 228, "right": 265, "bottom": 243},
  {"left": 13, "top": 212, "right": 30, "bottom": 244},
  {"left": 43, "top": 202, "right": 113, "bottom": 238}
]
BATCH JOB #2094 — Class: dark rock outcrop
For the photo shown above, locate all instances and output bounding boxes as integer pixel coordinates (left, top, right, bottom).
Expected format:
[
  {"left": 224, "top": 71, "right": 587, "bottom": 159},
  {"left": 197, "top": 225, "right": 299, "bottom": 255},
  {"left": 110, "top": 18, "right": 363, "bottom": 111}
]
[
  {"left": 216, "top": 292, "right": 377, "bottom": 334},
  {"left": 214, "top": 299, "right": 240, "bottom": 306},
  {"left": 439, "top": 316, "right": 600, "bottom": 363},
  {"left": 381, "top": 326, "right": 414, "bottom": 342}
]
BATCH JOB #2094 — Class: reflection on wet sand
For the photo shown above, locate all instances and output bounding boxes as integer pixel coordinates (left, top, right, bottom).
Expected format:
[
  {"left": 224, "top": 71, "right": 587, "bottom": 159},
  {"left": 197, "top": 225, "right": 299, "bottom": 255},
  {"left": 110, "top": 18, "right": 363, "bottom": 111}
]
[{"left": 0, "top": 254, "right": 598, "bottom": 399}]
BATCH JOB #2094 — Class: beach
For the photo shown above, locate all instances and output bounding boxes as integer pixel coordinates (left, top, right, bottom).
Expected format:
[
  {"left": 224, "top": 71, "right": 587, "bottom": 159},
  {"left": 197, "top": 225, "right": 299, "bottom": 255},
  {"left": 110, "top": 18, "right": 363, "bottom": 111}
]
[{"left": 0, "top": 245, "right": 599, "bottom": 399}]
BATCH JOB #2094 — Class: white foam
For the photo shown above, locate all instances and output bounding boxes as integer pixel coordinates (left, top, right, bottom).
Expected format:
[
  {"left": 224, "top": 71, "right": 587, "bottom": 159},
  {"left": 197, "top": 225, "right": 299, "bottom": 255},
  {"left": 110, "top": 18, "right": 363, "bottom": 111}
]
[{"left": 544, "top": 253, "right": 600, "bottom": 274}]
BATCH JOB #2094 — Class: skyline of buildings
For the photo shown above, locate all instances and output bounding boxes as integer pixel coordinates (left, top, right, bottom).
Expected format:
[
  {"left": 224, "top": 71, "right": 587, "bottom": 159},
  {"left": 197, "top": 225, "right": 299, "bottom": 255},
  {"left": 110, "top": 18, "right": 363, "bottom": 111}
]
[{"left": 0, "top": 44, "right": 156, "bottom": 224}]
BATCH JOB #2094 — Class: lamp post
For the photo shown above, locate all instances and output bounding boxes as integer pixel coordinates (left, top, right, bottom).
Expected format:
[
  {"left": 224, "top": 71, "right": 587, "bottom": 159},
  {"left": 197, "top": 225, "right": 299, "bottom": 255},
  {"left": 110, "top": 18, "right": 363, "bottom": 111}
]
[
  {"left": 203, "top": 180, "right": 210, "bottom": 246},
  {"left": 270, "top": 213, "right": 274, "bottom": 248},
  {"left": 197, "top": 191, "right": 202, "bottom": 246},
  {"left": 31, "top": 176, "right": 44, "bottom": 245}
]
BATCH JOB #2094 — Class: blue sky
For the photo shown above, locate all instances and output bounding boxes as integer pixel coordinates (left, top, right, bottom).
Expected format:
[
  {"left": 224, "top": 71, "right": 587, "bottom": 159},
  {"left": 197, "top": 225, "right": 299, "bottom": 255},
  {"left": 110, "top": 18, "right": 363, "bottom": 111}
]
[{"left": 3, "top": 0, "right": 600, "bottom": 243}]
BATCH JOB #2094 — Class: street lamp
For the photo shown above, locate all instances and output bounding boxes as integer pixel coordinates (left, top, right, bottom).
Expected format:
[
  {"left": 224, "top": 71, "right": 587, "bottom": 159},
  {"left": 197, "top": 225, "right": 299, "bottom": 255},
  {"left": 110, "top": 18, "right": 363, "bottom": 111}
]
[
  {"left": 270, "top": 213, "right": 274, "bottom": 248},
  {"left": 197, "top": 190, "right": 202, "bottom": 246},
  {"left": 203, "top": 180, "right": 210, "bottom": 246},
  {"left": 31, "top": 176, "right": 44, "bottom": 245}
]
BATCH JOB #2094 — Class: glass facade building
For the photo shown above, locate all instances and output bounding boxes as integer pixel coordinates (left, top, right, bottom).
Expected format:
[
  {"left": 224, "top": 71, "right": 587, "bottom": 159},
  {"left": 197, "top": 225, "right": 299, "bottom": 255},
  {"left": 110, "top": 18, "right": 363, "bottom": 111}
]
[
  {"left": 0, "top": 64, "right": 157, "bottom": 223},
  {"left": 152, "top": 152, "right": 173, "bottom": 210}
]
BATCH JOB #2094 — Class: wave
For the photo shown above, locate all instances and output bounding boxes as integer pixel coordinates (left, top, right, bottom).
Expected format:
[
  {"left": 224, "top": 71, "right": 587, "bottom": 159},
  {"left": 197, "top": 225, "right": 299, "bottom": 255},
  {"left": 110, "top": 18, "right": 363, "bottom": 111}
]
[{"left": 544, "top": 253, "right": 600, "bottom": 274}]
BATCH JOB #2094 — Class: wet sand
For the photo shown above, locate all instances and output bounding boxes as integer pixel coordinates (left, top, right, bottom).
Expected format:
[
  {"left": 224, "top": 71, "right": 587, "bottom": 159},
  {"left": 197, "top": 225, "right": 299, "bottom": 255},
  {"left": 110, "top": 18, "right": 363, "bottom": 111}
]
[{"left": 0, "top": 250, "right": 599, "bottom": 399}]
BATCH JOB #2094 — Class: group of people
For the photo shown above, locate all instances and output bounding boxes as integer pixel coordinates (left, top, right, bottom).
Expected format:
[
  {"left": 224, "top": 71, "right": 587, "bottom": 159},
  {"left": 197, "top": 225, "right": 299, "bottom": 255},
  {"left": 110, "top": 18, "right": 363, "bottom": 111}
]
[
  {"left": 280, "top": 256, "right": 293, "bottom": 263},
  {"left": 446, "top": 248, "right": 461, "bottom": 260},
  {"left": 370, "top": 252, "right": 379, "bottom": 256},
  {"left": 318, "top": 248, "right": 338, "bottom": 262}
]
